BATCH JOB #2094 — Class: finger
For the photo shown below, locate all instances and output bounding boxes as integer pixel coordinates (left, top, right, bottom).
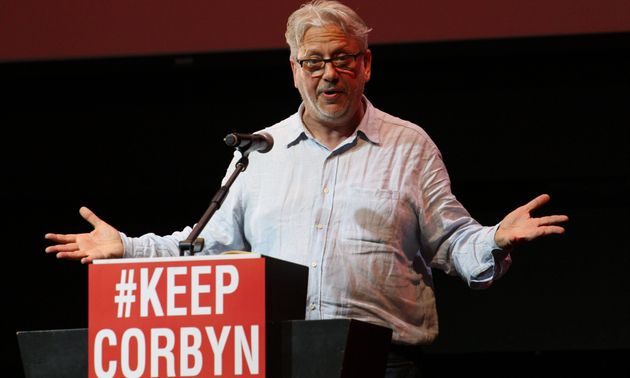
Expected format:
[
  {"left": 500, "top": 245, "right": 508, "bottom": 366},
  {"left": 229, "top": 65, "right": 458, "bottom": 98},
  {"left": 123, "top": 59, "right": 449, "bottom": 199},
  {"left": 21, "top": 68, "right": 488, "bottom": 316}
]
[
  {"left": 523, "top": 193, "right": 551, "bottom": 212},
  {"left": 537, "top": 214, "right": 569, "bottom": 226},
  {"left": 44, "top": 233, "right": 77, "bottom": 243},
  {"left": 539, "top": 225, "right": 566, "bottom": 235},
  {"left": 45, "top": 243, "right": 79, "bottom": 253},
  {"left": 56, "top": 250, "right": 87, "bottom": 261},
  {"left": 80, "top": 206, "right": 103, "bottom": 228}
]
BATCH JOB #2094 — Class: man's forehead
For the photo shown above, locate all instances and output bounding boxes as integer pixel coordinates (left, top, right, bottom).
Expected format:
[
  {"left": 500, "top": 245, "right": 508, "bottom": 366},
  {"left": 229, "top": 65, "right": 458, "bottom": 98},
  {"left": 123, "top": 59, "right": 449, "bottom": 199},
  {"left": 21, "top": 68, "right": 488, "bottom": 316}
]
[{"left": 299, "top": 25, "right": 360, "bottom": 54}]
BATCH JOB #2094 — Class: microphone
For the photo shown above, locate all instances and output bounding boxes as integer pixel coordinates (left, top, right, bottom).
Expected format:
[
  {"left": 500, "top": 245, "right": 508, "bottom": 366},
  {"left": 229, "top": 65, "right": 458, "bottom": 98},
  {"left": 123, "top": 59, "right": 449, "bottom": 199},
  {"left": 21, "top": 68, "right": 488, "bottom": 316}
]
[{"left": 224, "top": 132, "right": 274, "bottom": 154}]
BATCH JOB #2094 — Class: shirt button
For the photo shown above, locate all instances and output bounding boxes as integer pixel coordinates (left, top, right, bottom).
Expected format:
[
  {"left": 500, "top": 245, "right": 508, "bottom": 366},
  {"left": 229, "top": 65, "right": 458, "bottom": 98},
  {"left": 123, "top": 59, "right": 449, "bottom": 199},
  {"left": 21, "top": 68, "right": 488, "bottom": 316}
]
[
  {"left": 316, "top": 223, "right": 323, "bottom": 229},
  {"left": 309, "top": 303, "right": 317, "bottom": 311},
  {"left": 311, "top": 261, "right": 317, "bottom": 268},
  {"left": 323, "top": 186, "right": 329, "bottom": 194}
]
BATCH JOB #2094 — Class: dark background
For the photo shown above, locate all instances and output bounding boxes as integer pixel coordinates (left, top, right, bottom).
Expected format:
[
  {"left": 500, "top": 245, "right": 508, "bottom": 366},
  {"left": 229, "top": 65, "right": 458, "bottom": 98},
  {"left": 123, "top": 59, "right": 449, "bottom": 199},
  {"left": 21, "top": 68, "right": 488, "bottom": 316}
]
[{"left": 3, "top": 32, "right": 629, "bottom": 376}]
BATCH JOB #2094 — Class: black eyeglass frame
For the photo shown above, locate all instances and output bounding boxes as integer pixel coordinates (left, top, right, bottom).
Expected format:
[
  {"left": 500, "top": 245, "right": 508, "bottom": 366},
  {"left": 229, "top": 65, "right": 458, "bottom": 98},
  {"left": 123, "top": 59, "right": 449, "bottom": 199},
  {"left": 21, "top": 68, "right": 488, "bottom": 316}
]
[{"left": 296, "top": 51, "right": 364, "bottom": 74}]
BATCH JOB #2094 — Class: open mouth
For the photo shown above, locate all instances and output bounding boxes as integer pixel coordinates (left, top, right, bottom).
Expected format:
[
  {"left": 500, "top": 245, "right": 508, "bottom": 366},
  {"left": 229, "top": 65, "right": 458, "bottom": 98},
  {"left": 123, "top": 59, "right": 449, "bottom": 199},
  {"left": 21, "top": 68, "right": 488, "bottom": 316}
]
[{"left": 320, "top": 88, "right": 343, "bottom": 99}]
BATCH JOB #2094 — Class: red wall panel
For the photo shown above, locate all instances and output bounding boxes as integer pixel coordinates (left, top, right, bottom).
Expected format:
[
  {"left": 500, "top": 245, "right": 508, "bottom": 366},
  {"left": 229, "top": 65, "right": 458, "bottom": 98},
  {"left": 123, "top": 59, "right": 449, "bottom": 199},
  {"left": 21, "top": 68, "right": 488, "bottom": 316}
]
[{"left": 2, "top": 0, "right": 630, "bottom": 62}]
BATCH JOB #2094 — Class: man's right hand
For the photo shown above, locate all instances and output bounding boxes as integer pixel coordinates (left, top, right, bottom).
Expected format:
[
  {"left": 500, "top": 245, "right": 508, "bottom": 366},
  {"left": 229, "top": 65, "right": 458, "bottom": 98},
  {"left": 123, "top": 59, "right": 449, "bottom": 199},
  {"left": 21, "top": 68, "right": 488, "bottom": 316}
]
[{"left": 45, "top": 207, "right": 124, "bottom": 264}]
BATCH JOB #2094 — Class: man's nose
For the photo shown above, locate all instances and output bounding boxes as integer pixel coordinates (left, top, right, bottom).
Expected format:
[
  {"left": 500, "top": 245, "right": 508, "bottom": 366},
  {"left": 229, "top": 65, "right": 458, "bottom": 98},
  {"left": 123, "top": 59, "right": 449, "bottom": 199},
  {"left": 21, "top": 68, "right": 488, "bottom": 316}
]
[{"left": 321, "top": 61, "right": 340, "bottom": 81}]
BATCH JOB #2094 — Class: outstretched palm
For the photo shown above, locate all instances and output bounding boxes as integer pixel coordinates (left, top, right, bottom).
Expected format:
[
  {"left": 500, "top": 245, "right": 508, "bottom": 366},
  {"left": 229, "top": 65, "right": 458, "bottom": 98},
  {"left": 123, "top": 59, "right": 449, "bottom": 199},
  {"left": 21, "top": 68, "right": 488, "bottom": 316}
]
[
  {"left": 45, "top": 207, "right": 124, "bottom": 264},
  {"left": 494, "top": 194, "right": 569, "bottom": 249}
]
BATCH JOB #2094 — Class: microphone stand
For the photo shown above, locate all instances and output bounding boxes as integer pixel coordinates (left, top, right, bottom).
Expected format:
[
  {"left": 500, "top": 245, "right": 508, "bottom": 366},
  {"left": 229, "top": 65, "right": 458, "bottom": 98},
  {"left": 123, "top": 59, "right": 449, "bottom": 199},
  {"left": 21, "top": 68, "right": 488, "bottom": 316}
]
[{"left": 178, "top": 152, "right": 250, "bottom": 257}]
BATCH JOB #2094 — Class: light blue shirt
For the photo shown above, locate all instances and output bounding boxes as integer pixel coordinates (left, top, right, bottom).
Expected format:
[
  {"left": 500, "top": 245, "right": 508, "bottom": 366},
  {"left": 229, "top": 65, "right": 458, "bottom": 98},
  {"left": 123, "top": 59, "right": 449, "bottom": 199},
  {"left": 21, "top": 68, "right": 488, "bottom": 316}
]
[{"left": 122, "top": 98, "right": 511, "bottom": 344}]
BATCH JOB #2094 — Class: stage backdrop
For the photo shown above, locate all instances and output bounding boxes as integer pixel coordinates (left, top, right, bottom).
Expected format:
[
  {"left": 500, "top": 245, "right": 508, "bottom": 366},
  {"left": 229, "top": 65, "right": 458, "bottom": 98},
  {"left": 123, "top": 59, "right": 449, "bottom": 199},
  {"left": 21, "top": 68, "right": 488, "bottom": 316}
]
[{"left": 2, "top": 0, "right": 630, "bottom": 62}]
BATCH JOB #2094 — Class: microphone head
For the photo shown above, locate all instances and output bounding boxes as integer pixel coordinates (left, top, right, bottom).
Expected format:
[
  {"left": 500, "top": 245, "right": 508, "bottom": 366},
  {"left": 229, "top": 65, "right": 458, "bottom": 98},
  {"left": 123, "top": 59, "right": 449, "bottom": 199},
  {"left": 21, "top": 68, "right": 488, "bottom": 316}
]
[
  {"left": 223, "top": 132, "right": 274, "bottom": 154},
  {"left": 224, "top": 133, "right": 239, "bottom": 147}
]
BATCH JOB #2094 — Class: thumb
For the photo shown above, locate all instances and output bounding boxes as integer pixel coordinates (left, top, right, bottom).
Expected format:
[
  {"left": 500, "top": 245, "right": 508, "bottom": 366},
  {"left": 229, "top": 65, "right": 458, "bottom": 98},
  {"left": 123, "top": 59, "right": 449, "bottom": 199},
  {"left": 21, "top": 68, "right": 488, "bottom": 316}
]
[
  {"left": 523, "top": 193, "right": 551, "bottom": 212},
  {"left": 79, "top": 206, "right": 104, "bottom": 228}
]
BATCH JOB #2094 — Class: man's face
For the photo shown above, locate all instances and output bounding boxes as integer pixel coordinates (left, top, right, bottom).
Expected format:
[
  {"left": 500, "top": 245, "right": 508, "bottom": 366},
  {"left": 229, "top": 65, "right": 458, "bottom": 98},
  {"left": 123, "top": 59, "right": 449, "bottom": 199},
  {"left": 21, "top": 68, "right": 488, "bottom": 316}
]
[{"left": 291, "top": 25, "right": 372, "bottom": 129}]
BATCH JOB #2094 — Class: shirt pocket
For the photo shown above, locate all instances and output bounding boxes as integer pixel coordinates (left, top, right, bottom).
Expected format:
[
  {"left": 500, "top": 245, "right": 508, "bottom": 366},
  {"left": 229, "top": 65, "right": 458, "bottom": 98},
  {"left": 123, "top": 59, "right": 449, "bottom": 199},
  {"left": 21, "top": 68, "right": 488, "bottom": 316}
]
[{"left": 340, "top": 187, "right": 400, "bottom": 245}]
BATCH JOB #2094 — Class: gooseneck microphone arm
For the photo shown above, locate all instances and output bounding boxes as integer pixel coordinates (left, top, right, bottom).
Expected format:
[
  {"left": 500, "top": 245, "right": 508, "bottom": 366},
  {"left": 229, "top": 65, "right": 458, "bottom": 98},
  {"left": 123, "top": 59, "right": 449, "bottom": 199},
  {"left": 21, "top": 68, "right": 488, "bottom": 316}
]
[
  {"left": 178, "top": 131, "right": 274, "bottom": 256},
  {"left": 178, "top": 154, "right": 249, "bottom": 256}
]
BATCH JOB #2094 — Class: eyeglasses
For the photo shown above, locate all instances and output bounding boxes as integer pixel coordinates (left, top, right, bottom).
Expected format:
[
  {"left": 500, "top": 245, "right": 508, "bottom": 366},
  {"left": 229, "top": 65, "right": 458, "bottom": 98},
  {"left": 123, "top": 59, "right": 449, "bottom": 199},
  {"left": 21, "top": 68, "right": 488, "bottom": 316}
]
[{"left": 296, "top": 51, "right": 363, "bottom": 76}]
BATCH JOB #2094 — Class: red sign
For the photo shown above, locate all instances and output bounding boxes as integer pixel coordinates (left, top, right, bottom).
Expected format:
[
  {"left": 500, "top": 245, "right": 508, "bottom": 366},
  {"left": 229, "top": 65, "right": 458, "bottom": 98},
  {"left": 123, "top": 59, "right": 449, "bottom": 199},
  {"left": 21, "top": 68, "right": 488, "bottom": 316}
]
[{"left": 88, "top": 255, "right": 265, "bottom": 377}]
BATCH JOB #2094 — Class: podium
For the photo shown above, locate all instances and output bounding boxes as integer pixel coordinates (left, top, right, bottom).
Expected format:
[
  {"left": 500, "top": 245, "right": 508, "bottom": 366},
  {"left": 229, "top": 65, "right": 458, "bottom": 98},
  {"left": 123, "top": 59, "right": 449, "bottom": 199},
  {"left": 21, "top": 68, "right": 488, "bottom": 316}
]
[
  {"left": 18, "top": 254, "right": 392, "bottom": 377},
  {"left": 267, "top": 319, "right": 392, "bottom": 378},
  {"left": 17, "top": 328, "right": 88, "bottom": 378}
]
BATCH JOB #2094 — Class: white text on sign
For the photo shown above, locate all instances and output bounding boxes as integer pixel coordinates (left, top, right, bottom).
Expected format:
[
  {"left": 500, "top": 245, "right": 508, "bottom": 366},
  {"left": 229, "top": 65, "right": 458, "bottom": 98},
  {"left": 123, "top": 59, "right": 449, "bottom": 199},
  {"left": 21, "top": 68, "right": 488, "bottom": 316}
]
[
  {"left": 94, "top": 325, "right": 259, "bottom": 377},
  {"left": 114, "top": 265, "right": 240, "bottom": 318}
]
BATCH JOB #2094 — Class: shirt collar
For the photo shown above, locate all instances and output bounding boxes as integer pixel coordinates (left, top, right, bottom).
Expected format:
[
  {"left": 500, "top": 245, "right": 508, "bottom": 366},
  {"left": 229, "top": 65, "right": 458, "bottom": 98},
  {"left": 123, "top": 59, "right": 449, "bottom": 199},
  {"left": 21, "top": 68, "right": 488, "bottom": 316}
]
[
  {"left": 355, "top": 97, "right": 381, "bottom": 145},
  {"left": 286, "top": 96, "right": 381, "bottom": 147}
]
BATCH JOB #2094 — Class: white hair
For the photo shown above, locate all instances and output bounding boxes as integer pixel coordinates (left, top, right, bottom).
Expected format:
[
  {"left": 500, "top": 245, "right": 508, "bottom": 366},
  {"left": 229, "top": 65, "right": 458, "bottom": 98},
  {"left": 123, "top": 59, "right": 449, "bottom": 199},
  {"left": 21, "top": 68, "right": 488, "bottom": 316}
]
[{"left": 285, "top": 0, "right": 372, "bottom": 59}]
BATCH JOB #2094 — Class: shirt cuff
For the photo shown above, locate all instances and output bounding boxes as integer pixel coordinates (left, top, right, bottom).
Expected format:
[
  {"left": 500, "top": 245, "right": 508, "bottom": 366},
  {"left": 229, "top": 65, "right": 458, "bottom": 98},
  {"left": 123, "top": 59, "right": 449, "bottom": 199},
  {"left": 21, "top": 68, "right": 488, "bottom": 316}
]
[{"left": 468, "top": 224, "right": 507, "bottom": 289}]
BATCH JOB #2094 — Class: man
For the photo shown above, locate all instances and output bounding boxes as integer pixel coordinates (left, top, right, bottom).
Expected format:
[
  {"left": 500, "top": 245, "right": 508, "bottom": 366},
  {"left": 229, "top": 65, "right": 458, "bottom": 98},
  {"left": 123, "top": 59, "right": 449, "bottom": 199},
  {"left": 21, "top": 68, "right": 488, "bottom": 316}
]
[{"left": 45, "top": 1, "right": 568, "bottom": 376}]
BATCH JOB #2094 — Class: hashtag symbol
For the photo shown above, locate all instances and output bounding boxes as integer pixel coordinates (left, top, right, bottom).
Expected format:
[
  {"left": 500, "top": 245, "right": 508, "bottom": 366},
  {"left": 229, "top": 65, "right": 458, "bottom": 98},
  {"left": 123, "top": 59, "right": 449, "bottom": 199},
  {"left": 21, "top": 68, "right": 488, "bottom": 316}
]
[{"left": 114, "top": 269, "right": 137, "bottom": 318}]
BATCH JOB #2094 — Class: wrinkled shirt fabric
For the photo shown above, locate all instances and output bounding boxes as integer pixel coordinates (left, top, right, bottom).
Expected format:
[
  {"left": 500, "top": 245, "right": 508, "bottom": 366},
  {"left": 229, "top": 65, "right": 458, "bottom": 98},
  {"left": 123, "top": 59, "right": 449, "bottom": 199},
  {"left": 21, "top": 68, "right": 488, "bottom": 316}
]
[{"left": 121, "top": 98, "right": 511, "bottom": 345}]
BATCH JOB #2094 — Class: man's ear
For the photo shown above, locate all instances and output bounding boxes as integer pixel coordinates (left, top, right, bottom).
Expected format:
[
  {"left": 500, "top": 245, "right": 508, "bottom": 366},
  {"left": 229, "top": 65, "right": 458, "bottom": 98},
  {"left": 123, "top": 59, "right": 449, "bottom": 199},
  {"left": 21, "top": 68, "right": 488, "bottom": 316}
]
[
  {"left": 290, "top": 59, "right": 299, "bottom": 88},
  {"left": 363, "top": 49, "right": 372, "bottom": 82}
]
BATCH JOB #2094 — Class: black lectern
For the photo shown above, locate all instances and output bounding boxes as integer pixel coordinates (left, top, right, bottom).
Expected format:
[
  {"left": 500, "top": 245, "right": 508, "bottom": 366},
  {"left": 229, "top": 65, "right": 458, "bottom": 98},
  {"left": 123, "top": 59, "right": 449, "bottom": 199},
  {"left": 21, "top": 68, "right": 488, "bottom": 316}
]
[
  {"left": 17, "top": 328, "right": 88, "bottom": 378},
  {"left": 18, "top": 256, "right": 392, "bottom": 377},
  {"left": 19, "top": 319, "right": 391, "bottom": 378},
  {"left": 267, "top": 318, "right": 392, "bottom": 378}
]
